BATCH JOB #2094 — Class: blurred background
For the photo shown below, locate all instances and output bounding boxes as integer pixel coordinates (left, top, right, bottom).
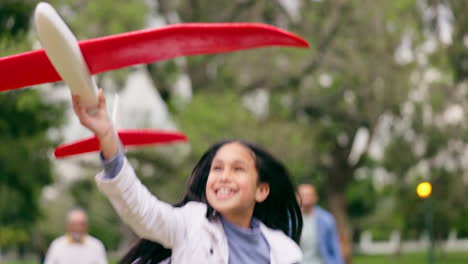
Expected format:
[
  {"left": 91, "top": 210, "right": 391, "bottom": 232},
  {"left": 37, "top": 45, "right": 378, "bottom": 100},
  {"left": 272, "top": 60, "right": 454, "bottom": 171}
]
[{"left": 1, "top": 0, "right": 468, "bottom": 263}]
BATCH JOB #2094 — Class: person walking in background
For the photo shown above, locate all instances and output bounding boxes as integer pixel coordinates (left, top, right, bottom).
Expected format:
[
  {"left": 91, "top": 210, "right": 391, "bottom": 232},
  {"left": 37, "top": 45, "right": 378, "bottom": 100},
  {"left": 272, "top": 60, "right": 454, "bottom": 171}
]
[
  {"left": 298, "top": 183, "right": 344, "bottom": 264},
  {"left": 44, "top": 208, "right": 107, "bottom": 264}
]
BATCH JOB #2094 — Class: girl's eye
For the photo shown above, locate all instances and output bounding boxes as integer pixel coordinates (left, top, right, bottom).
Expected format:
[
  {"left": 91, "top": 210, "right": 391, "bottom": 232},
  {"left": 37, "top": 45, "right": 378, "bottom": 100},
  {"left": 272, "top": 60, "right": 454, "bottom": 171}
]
[
  {"left": 234, "top": 167, "right": 245, "bottom": 172},
  {"left": 212, "top": 166, "right": 222, "bottom": 171}
]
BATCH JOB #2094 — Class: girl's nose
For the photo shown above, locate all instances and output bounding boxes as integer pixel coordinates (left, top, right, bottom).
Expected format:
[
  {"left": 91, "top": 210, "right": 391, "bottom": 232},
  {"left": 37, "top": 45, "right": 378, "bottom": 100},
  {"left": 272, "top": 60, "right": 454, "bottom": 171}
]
[{"left": 220, "top": 170, "right": 231, "bottom": 181}]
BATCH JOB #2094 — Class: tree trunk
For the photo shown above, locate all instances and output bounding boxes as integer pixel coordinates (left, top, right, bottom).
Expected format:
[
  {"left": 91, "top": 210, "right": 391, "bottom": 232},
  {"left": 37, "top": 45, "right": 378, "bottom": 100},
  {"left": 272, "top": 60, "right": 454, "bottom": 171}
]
[{"left": 326, "top": 172, "right": 352, "bottom": 264}]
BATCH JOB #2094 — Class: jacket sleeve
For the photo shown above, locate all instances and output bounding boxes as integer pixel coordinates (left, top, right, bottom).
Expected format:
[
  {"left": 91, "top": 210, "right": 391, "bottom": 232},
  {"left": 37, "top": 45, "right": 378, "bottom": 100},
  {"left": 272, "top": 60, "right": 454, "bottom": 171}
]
[
  {"left": 95, "top": 157, "right": 196, "bottom": 249},
  {"left": 326, "top": 217, "right": 344, "bottom": 264}
]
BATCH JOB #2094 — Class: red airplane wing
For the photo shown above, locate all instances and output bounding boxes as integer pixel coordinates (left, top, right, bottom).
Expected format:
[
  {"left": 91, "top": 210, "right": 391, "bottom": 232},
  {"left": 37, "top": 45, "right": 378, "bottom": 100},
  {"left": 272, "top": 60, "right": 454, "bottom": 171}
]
[
  {"left": 54, "top": 129, "right": 187, "bottom": 158},
  {"left": 1, "top": 23, "right": 309, "bottom": 91}
]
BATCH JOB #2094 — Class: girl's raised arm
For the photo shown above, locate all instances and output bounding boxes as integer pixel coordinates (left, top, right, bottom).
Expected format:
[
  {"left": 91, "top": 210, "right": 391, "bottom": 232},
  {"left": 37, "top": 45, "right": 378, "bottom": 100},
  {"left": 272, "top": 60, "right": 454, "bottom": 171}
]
[
  {"left": 72, "top": 89, "right": 194, "bottom": 248},
  {"left": 71, "top": 89, "right": 119, "bottom": 160}
]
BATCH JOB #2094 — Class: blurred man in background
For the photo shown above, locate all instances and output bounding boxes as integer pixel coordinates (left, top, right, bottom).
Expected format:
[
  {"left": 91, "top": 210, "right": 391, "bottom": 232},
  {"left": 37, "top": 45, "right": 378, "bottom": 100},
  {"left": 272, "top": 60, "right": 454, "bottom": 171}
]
[
  {"left": 44, "top": 208, "right": 107, "bottom": 264},
  {"left": 298, "top": 184, "right": 344, "bottom": 264}
]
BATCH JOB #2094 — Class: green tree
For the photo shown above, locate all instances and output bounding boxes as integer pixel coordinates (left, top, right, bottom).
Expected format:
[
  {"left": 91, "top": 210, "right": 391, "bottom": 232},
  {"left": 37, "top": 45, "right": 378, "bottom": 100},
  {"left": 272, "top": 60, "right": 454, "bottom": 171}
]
[
  {"left": 0, "top": 1, "right": 65, "bottom": 250},
  {"left": 5, "top": 1, "right": 467, "bottom": 262},
  {"left": 381, "top": 0, "right": 468, "bottom": 244},
  {"left": 151, "top": 1, "right": 424, "bottom": 260}
]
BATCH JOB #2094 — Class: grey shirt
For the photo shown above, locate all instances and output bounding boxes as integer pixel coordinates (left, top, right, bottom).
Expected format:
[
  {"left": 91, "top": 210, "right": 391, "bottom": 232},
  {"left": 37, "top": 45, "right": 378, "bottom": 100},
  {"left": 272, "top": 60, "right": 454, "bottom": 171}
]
[
  {"left": 301, "top": 213, "right": 323, "bottom": 264},
  {"left": 221, "top": 216, "right": 270, "bottom": 264}
]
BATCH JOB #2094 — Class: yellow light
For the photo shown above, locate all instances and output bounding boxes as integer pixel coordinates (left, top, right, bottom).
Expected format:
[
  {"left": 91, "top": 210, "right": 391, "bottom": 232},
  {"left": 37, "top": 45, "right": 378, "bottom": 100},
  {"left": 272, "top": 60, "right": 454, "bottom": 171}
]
[{"left": 416, "top": 182, "right": 432, "bottom": 198}]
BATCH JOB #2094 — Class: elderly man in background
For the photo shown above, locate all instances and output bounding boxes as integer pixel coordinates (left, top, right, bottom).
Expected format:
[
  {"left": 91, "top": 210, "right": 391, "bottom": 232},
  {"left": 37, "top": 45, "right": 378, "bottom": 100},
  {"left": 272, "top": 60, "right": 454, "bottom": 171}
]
[
  {"left": 297, "top": 184, "right": 344, "bottom": 264},
  {"left": 44, "top": 208, "right": 107, "bottom": 264}
]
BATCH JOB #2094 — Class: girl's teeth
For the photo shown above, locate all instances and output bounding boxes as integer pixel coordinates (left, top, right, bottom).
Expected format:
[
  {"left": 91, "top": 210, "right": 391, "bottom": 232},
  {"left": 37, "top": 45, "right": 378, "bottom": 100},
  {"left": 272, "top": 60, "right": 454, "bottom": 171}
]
[{"left": 217, "top": 187, "right": 234, "bottom": 196}]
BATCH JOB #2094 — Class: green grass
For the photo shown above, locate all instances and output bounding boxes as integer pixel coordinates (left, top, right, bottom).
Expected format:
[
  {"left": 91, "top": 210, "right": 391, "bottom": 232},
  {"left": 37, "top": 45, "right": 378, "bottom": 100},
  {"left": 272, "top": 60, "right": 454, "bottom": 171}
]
[
  {"left": 2, "top": 261, "right": 36, "bottom": 264},
  {"left": 354, "top": 251, "right": 468, "bottom": 264},
  {"left": 2, "top": 257, "right": 119, "bottom": 264},
  {"left": 4, "top": 252, "right": 468, "bottom": 264}
]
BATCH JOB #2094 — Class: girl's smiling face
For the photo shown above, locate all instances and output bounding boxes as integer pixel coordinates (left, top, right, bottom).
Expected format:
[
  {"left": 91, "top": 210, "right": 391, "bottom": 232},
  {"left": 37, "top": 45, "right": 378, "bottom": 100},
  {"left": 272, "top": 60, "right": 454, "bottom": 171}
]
[{"left": 206, "top": 142, "right": 269, "bottom": 226}]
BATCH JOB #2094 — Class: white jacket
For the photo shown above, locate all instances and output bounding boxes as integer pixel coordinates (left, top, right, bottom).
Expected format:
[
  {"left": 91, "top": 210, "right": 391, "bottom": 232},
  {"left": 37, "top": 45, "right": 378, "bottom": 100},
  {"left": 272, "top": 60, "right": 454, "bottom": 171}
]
[{"left": 96, "top": 158, "right": 302, "bottom": 264}]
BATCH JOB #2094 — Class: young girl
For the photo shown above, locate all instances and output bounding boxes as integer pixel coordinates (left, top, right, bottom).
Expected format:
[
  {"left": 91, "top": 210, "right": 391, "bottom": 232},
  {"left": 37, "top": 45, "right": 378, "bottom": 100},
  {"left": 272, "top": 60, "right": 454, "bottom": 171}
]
[{"left": 72, "top": 90, "right": 303, "bottom": 263}]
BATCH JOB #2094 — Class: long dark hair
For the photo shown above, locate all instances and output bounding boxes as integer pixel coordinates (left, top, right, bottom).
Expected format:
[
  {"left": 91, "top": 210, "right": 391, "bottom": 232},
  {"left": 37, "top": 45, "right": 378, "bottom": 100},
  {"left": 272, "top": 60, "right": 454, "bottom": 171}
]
[{"left": 119, "top": 140, "right": 302, "bottom": 264}]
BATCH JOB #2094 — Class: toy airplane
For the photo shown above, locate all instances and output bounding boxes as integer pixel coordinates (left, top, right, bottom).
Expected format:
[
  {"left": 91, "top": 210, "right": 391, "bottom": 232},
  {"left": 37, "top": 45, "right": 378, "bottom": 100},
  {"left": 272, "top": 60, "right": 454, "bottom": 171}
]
[
  {"left": 33, "top": 2, "right": 187, "bottom": 158},
  {"left": 0, "top": 2, "right": 309, "bottom": 158}
]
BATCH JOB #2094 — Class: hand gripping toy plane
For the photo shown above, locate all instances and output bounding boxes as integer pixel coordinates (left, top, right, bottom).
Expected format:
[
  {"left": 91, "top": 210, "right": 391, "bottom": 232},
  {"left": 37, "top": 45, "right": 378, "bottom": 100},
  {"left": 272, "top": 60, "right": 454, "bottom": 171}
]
[{"left": 0, "top": 2, "right": 309, "bottom": 158}]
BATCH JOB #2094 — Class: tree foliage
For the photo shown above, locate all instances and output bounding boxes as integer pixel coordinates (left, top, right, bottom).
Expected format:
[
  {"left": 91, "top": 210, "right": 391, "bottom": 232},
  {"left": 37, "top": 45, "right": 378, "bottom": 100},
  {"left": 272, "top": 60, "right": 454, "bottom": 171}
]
[
  {"left": 2, "top": 0, "right": 468, "bottom": 260},
  {"left": 0, "top": 0, "right": 65, "bottom": 249}
]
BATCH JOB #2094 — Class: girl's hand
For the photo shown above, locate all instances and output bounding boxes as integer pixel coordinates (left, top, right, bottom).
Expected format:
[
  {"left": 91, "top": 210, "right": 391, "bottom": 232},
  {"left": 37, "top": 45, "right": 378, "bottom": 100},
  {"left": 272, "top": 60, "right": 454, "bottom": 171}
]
[
  {"left": 72, "top": 89, "right": 119, "bottom": 159},
  {"left": 72, "top": 89, "right": 113, "bottom": 139}
]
